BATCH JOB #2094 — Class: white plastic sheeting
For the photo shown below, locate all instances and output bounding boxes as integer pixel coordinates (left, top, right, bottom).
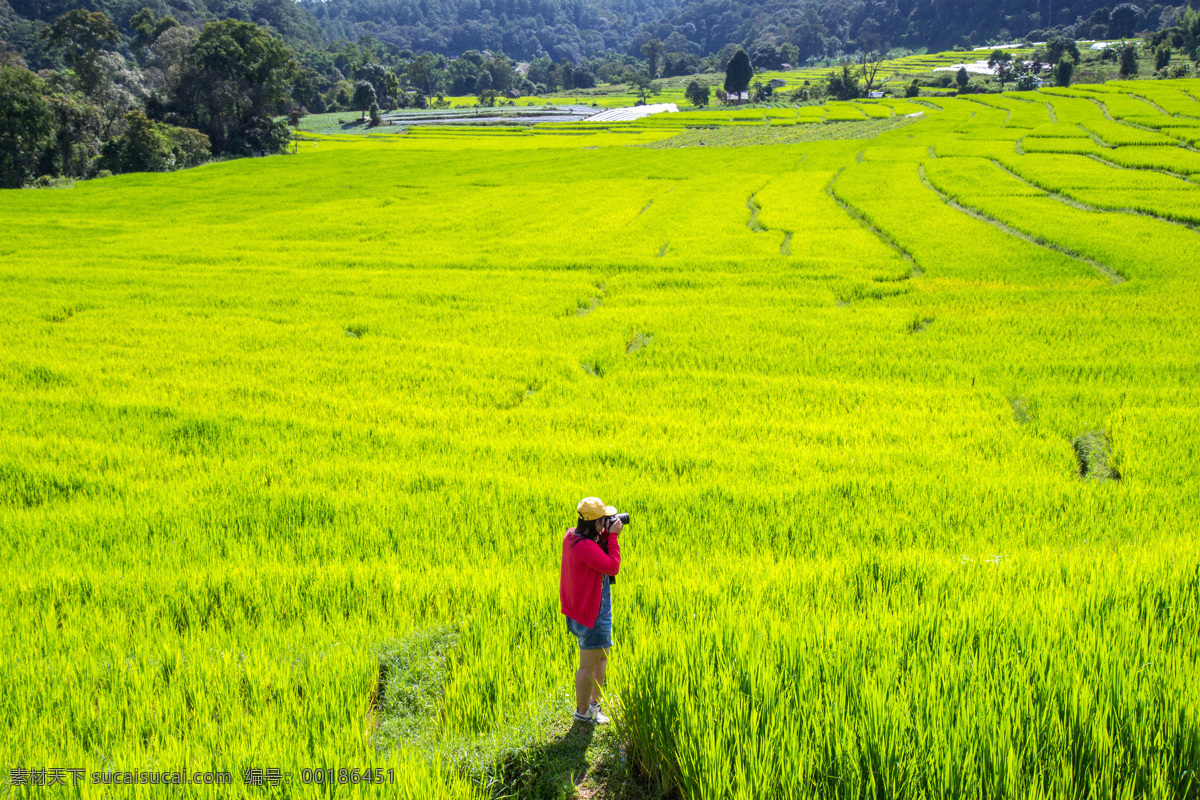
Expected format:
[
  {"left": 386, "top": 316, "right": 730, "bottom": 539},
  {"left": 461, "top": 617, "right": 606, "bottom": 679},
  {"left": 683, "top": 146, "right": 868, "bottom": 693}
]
[
  {"left": 583, "top": 103, "right": 680, "bottom": 122},
  {"left": 934, "top": 60, "right": 1003, "bottom": 75}
]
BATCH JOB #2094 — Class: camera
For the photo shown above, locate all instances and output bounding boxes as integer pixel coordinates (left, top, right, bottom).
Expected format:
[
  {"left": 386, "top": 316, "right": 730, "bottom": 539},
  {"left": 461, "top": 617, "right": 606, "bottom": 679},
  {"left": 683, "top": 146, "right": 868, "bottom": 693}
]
[{"left": 601, "top": 513, "right": 628, "bottom": 585}]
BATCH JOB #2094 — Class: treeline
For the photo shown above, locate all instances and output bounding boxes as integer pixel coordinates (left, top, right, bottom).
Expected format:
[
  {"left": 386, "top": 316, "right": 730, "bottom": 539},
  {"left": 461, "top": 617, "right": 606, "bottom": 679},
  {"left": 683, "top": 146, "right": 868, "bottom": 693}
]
[
  {"left": 290, "top": 44, "right": 649, "bottom": 112},
  {"left": 639, "top": 0, "right": 1200, "bottom": 67},
  {"left": 0, "top": 11, "right": 294, "bottom": 187},
  {"left": 296, "top": 0, "right": 1200, "bottom": 60},
  {"left": 5, "top": 0, "right": 1200, "bottom": 70},
  {"left": 301, "top": 0, "right": 676, "bottom": 62},
  {"left": 0, "top": 4, "right": 655, "bottom": 188}
]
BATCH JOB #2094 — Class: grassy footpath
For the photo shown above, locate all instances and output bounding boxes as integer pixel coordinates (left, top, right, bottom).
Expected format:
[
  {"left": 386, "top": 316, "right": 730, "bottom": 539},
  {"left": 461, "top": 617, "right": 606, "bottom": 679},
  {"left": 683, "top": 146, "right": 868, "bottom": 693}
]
[{"left": 372, "top": 627, "right": 643, "bottom": 799}]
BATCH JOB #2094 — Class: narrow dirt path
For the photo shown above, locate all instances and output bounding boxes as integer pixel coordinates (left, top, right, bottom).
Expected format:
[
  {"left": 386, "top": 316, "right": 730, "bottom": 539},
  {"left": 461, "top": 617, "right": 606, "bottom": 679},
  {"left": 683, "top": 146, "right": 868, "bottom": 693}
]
[
  {"left": 918, "top": 164, "right": 1124, "bottom": 285},
  {"left": 825, "top": 168, "right": 921, "bottom": 277},
  {"left": 990, "top": 157, "right": 1200, "bottom": 233}
]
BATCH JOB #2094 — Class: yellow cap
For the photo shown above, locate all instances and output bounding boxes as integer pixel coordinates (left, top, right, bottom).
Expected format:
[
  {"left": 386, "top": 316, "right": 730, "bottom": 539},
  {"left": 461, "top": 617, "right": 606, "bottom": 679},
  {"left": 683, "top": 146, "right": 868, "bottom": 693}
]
[{"left": 577, "top": 497, "right": 617, "bottom": 521}]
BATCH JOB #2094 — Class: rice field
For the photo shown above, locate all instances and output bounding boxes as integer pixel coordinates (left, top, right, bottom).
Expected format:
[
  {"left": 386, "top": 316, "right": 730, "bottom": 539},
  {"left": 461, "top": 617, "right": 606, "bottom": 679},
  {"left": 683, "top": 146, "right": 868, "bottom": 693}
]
[{"left": 2, "top": 78, "right": 1200, "bottom": 799}]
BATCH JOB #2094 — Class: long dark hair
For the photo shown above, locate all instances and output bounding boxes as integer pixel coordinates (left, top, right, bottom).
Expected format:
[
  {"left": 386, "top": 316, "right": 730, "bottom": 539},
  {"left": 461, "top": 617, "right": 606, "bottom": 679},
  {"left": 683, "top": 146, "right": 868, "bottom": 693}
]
[{"left": 571, "top": 516, "right": 602, "bottom": 546}]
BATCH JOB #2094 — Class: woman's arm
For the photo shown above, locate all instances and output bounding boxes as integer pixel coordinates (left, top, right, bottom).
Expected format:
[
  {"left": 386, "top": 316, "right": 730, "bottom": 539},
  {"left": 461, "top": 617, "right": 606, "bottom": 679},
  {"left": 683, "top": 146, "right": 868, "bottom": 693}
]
[{"left": 573, "top": 533, "right": 620, "bottom": 576}]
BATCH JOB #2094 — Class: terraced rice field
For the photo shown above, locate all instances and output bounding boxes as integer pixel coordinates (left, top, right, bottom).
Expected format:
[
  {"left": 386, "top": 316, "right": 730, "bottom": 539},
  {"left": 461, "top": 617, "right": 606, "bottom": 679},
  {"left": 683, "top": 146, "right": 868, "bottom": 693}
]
[
  {"left": 539, "top": 47, "right": 1058, "bottom": 109},
  {"left": 2, "top": 79, "right": 1199, "bottom": 799}
]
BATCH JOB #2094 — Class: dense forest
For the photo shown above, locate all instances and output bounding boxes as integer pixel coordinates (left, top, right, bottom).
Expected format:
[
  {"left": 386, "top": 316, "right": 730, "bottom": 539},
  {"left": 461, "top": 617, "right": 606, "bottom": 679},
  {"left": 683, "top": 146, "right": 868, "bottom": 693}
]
[
  {"left": 4, "top": 0, "right": 1198, "bottom": 67},
  {"left": 300, "top": 0, "right": 1195, "bottom": 61}
]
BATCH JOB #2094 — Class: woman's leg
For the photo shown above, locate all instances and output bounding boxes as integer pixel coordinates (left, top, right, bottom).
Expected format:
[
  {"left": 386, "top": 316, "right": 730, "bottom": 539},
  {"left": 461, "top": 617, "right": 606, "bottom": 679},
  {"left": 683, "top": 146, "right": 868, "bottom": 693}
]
[
  {"left": 590, "top": 651, "right": 607, "bottom": 705},
  {"left": 575, "top": 648, "right": 608, "bottom": 714}
]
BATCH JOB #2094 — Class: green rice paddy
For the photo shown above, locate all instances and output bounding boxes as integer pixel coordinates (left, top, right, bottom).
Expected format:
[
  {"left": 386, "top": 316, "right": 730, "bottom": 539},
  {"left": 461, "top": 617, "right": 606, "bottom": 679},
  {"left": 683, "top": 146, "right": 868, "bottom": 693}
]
[{"left": 2, "top": 78, "right": 1200, "bottom": 799}]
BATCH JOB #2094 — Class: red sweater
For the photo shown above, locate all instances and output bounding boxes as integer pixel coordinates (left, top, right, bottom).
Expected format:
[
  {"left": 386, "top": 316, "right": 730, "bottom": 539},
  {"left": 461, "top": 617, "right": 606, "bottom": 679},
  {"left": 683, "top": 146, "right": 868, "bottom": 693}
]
[{"left": 559, "top": 527, "right": 621, "bottom": 627}]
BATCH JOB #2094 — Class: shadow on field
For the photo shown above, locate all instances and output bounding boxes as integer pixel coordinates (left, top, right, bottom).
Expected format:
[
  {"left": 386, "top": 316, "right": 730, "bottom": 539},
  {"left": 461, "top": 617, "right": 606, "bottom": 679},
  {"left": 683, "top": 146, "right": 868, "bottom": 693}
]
[{"left": 500, "top": 720, "right": 595, "bottom": 799}]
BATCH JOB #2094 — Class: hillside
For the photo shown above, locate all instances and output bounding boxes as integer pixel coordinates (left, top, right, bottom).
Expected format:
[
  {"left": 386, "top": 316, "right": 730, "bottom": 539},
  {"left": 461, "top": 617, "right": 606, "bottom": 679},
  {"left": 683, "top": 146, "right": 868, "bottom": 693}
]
[
  {"left": 3, "top": 79, "right": 1200, "bottom": 797},
  {"left": 3, "top": 0, "right": 1191, "bottom": 63},
  {"left": 302, "top": 0, "right": 1185, "bottom": 61},
  {"left": 298, "top": 0, "right": 1193, "bottom": 58}
]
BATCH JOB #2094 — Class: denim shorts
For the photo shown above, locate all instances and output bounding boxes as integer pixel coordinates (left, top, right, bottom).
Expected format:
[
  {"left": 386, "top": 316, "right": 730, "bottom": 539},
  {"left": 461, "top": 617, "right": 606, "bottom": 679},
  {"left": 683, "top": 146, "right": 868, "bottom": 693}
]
[{"left": 566, "top": 576, "right": 612, "bottom": 650}]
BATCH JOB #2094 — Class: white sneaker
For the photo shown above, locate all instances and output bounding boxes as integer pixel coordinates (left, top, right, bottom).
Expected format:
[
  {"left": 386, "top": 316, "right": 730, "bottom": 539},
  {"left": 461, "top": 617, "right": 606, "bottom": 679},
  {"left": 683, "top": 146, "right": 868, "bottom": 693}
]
[{"left": 571, "top": 703, "right": 609, "bottom": 724}]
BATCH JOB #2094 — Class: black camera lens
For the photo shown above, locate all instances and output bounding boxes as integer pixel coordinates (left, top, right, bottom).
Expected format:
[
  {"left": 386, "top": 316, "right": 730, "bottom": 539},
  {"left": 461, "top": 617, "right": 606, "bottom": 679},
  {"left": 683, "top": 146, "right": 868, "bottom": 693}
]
[{"left": 614, "top": 513, "right": 630, "bottom": 525}]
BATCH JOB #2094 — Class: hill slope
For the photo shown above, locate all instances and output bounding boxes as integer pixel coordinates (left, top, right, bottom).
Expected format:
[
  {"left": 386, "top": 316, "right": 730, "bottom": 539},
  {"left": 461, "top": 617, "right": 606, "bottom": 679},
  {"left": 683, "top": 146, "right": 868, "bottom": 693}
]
[{"left": 3, "top": 0, "right": 1182, "bottom": 63}]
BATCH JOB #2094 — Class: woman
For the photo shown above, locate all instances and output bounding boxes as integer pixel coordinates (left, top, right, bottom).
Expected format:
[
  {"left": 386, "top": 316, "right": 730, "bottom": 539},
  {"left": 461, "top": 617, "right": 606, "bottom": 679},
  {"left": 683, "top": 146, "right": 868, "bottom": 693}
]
[{"left": 559, "top": 496, "right": 623, "bottom": 724}]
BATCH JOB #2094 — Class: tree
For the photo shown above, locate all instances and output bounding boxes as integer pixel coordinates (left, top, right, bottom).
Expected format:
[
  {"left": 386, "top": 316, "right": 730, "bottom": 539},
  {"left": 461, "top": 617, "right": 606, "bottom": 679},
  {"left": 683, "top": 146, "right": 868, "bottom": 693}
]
[
  {"left": 486, "top": 57, "right": 517, "bottom": 93},
  {"left": 290, "top": 67, "right": 327, "bottom": 113},
  {"left": 1044, "top": 36, "right": 1081, "bottom": 65},
  {"left": 93, "top": 53, "right": 147, "bottom": 138},
  {"left": 1055, "top": 56, "right": 1074, "bottom": 86},
  {"left": 826, "top": 65, "right": 861, "bottom": 100},
  {"left": 1155, "top": 44, "right": 1172, "bottom": 70},
  {"left": 405, "top": 54, "right": 436, "bottom": 94},
  {"left": 37, "top": 10, "right": 120, "bottom": 96},
  {"left": 955, "top": 66, "right": 970, "bottom": 91},
  {"left": 858, "top": 48, "right": 887, "bottom": 94},
  {"left": 780, "top": 43, "right": 800, "bottom": 66},
  {"left": 554, "top": 58, "right": 574, "bottom": 90},
  {"left": 1084, "top": 7, "right": 1112, "bottom": 38},
  {"left": 103, "top": 110, "right": 166, "bottom": 172},
  {"left": 446, "top": 58, "right": 480, "bottom": 95},
  {"left": 629, "top": 71, "right": 657, "bottom": 103},
  {"left": 164, "top": 126, "right": 211, "bottom": 168},
  {"left": 383, "top": 71, "right": 400, "bottom": 109},
  {"left": 145, "top": 26, "right": 198, "bottom": 97},
  {"left": 331, "top": 84, "right": 350, "bottom": 111},
  {"left": 1172, "top": 8, "right": 1200, "bottom": 61},
  {"left": 724, "top": 48, "right": 752, "bottom": 95},
  {"left": 905, "top": 79, "right": 920, "bottom": 97},
  {"left": 0, "top": 66, "right": 53, "bottom": 188},
  {"left": 129, "top": 9, "right": 179, "bottom": 56},
  {"left": 357, "top": 63, "right": 388, "bottom": 100},
  {"left": 999, "top": 61, "right": 1020, "bottom": 88},
  {"left": 44, "top": 89, "right": 104, "bottom": 178},
  {"left": 1110, "top": 3, "right": 1144, "bottom": 38},
  {"left": 716, "top": 43, "right": 742, "bottom": 72},
  {"left": 751, "top": 43, "right": 780, "bottom": 70},
  {"left": 351, "top": 81, "right": 376, "bottom": 120},
  {"left": 987, "top": 49, "right": 1011, "bottom": 71},
  {"left": 1119, "top": 43, "right": 1139, "bottom": 76},
  {"left": 663, "top": 51, "right": 702, "bottom": 77},
  {"left": 98, "top": 110, "right": 210, "bottom": 173},
  {"left": 684, "top": 79, "right": 710, "bottom": 107},
  {"left": 640, "top": 38, "right": 664, "bottom": 78},
  {"left": 170, "top": 20, "right": 296, "bottom": 155},
  {"left": 988, "top": 51, "right": 1018, "bottom": 88},
  {"left": 475, "top": 68, "right": 493, "bottom": 96}
]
